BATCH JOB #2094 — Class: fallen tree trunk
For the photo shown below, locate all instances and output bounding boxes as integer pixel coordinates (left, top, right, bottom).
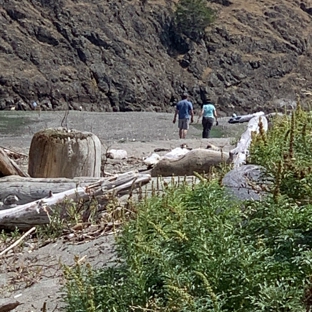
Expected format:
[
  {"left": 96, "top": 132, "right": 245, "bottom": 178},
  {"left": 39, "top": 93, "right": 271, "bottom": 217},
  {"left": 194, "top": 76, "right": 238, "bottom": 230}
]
[
  {"left": 0, "top": 171, "right": 151, "bottom": 230},
  {"left": 151, "top": 149, "right": 229, "bottom": 177},
  {"left": 0, "top": 176, "right": 105, "bottom": 209}
]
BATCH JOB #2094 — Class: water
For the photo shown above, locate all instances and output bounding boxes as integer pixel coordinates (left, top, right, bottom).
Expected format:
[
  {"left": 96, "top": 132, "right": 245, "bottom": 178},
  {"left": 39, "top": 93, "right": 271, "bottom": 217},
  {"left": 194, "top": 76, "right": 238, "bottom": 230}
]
[{"left": 0, "top": 111, "right": 35, "bottom": 136}]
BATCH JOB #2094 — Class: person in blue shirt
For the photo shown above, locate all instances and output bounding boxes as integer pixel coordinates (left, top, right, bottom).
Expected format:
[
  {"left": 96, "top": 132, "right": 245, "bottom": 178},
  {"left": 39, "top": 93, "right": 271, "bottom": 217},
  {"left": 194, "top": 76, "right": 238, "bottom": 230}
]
[
  {"left": 197, "top": 99, "right": 218, "bottom": 138},
  {"left": 173, "top": 93, "right": 194, "bottom": 139}
]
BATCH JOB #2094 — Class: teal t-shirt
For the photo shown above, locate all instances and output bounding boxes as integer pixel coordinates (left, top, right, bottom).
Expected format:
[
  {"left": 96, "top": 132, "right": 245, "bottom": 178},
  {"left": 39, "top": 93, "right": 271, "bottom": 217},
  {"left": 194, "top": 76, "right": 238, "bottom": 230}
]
[{"left": 203, "top": 104, "right": 215, "bottom": 118}]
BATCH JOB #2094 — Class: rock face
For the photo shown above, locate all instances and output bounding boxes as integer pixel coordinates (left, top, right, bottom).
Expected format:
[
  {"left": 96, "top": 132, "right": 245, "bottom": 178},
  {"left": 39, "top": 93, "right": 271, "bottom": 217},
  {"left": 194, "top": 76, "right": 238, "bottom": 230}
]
[{"left": 0, "top": 0, "right": 312, "bottom": 115}]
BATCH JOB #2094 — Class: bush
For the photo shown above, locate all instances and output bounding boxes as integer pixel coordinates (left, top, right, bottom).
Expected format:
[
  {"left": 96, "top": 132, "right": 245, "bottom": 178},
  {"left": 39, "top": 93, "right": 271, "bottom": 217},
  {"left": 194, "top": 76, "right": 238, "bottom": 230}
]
[
  {"left": 248, "top": 104, "right": 312, "bottom": 202},
  {"left": 63, "top": 180, "right": 312, "bottom": 311},
  {"left": 174, "top": 0, "right": 215, "bottom": 41},
  {"left": 63, "top": 103, "right": 312, "bottom": 311}
]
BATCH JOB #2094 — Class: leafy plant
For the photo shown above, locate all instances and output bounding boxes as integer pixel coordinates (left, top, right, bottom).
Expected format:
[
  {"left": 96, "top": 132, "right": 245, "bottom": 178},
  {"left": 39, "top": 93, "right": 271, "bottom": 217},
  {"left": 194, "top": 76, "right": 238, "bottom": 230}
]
[
  {"left": 63, "top": 179, "right": 312, "bottom": 311},
  {"left": 248, "top": 104, "right": 312, "bottom": 202},
  {"left": 174, "top": 0, "right": 215, "bottom": 41},
  {"left": 62, "top": 103, "right": 312, "bottom": 311}
]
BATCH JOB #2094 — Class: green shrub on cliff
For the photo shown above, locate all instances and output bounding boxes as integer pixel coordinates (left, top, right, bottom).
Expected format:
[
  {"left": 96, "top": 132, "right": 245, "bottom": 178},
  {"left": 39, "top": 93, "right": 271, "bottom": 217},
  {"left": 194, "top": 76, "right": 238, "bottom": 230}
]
[{"left": 174, "top": 0, "right": 215, "bottom": 41}]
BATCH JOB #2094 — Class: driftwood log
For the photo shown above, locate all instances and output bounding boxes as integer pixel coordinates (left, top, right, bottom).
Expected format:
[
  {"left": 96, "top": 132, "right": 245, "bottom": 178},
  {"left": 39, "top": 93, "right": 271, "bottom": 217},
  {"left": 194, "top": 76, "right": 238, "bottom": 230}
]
[
  {"left": 0, "top": 301, "right": 21, "bottom": 312},
  {"left": 229, "top": 115, "right": 268, "bottom": 168},
  {"left": 28, "top": 128, "right": 101, "bottom": 178},
  {"left": 151, "top": 149, "right": 229, "bottom": 177},
  {"left": 228, "top": 111, "right": 265, "bottom": 124},
  {"left": 0, "top": 176, "right": 105, "bottom": 209},
  {"left": 0, "top": 148, "right": 28, "bottom": 177},
  {"left": 0, "top": 171, "right": 151, "bottom": 230}
]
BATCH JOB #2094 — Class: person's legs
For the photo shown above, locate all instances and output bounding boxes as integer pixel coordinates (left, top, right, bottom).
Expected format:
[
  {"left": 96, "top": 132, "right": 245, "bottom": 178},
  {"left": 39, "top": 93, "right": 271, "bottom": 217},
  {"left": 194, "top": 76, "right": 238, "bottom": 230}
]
[
  {"left": 179, "top": 128, "right": 183, "bottom": 139},
  {"left": 202, "top": 117, "right": 214, "bottom": 138},
  {"left": 202, "top": 118, "right": 208, "bottom": 138},
  {"left": 178, "top": 119, "right": 189, "bottom": 139}
]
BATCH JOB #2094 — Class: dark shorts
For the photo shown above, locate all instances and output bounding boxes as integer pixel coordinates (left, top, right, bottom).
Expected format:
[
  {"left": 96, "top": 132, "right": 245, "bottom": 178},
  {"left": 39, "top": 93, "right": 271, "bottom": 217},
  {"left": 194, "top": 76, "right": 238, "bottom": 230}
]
[{"left": 178, "top": 118, "right": 190, "bottom": 130}]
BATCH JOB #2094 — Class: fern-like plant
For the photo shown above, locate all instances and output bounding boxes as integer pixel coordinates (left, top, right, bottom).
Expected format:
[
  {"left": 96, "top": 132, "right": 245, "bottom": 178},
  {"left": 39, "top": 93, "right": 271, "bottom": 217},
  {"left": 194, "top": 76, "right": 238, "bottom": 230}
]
[{"left": 249, "top": 103, "right": 312, "bottom": 202}]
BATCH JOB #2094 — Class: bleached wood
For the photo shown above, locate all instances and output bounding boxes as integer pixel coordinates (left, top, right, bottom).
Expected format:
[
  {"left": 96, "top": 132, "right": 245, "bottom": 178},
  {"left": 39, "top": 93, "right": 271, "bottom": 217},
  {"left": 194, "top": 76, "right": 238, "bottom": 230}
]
[
  {"left": 28, "top": 128, "right": 101, "bottom": 178},
  {"left": 0, "top": 171, "right": 151, "bottom": 230},
  {"left": 229, "top": 115, "right": 268, "bottom": 168},
  {"left": 0, "top": 176, "right": 104, "bottom": 209},
  {"left": 151, "top": 149, "right": 229, "bottom": 177}
]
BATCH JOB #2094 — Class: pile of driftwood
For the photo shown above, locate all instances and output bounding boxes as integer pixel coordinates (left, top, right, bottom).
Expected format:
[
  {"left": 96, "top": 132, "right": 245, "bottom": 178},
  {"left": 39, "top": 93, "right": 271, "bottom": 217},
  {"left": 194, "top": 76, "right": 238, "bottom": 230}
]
[
  {"left": 0, "top": 170, "right": 151, "bottom": 230},
  {"left": 0, "top": 140, "right": 152, "bottom": 230},
  {"left": 0, "top": 113, "right": 268, "bottom": 230}
]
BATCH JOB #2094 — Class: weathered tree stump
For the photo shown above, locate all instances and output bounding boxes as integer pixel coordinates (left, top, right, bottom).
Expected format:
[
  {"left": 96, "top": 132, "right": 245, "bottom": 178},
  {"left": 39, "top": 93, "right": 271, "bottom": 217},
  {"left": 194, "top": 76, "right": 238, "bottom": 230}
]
[{"left": 28, "top": 128, "right": 101, "bottom": 178}]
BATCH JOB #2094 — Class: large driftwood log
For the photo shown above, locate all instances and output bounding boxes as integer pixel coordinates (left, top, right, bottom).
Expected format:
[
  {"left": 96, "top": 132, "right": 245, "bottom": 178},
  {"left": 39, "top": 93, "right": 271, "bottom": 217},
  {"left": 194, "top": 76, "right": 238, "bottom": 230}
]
[
  {"left": 0, "top": 171, "right": 151, "bottom": 230},
  {"left": 0, "top": 176, "right": 104, "bottom": 209},
  {"left": 0, "top": 148, "right": 28, "bottom": 177},
  {"left": 228, "top": 111, "right": 265, "bottom": 124},
  {"left": 28, "top": 128, "right": 101, "bottom": 178},
  {"left": 229, "top": 115, "right": 268, "bottom": 168},
  {"left": 151, "top": 149, "right": 229, "bottom": 177}
]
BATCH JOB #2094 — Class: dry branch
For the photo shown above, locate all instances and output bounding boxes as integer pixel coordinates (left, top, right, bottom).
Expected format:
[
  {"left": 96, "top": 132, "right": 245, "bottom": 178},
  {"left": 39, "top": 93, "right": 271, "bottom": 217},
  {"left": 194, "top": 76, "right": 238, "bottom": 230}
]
[
  {"left": 0, "top": 145, "right": 27, "bottom": 158},
  {"left": 0, "top": 301, "right": 21, "bottom": 312},
  {"left": 0, "top": 227, "right": 36, "bottom": 256}
]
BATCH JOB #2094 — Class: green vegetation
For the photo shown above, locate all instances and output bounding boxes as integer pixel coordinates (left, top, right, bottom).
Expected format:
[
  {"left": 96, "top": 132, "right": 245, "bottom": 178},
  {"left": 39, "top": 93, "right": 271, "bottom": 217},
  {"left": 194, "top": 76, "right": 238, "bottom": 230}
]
[
  {"left": 60, "top": 104, "right": 312, "bottom": 311},
  {"left": 249, "top": 104, "right": 312, "bottom": 202},
  {"left": 191, "top": 122, "right": 245, "bottom": 139},
  {"left": 63, "top": 181, "right": 312, "bottom": 311},
  {"left": 174, "top": 0, "right": 215, "bottom": 41}
]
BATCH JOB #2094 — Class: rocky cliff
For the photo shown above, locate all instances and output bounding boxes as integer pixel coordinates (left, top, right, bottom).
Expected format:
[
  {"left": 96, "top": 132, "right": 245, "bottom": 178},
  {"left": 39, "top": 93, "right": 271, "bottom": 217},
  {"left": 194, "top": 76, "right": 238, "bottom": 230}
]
[{"left": 0, "top": 0, "right": 311, "bottom": 115}]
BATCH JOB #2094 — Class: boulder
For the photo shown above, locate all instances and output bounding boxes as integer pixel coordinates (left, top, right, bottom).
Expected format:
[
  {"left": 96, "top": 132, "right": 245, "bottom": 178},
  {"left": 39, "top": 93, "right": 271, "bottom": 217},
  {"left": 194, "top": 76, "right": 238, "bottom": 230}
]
[{"left": 222, "top": 164, "right": 271, "bottom": 201}]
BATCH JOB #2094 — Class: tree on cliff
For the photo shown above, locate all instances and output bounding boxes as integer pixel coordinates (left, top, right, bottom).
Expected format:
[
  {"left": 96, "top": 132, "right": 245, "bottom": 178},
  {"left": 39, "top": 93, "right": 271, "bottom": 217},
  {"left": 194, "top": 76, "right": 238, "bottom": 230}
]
[{"left": 174, "top": 0, "right": 215, "bottom": 41}]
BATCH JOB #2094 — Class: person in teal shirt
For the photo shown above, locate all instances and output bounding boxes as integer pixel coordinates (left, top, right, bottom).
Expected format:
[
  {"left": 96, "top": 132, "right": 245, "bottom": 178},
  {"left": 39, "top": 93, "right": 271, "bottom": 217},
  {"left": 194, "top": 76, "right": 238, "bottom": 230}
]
[{"left": 197, "top": 99, "right": 218, "bottom": 138}]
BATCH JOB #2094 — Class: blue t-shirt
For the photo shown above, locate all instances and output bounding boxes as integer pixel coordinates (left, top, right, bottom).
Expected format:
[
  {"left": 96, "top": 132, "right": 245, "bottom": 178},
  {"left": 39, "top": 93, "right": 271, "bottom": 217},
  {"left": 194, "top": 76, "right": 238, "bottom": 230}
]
[
  {"left": 202, "top": 103, "right": 215, "bottom": 118},
  {"left": 176, "top": 100, "right": 193, "bottom": 119}
]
